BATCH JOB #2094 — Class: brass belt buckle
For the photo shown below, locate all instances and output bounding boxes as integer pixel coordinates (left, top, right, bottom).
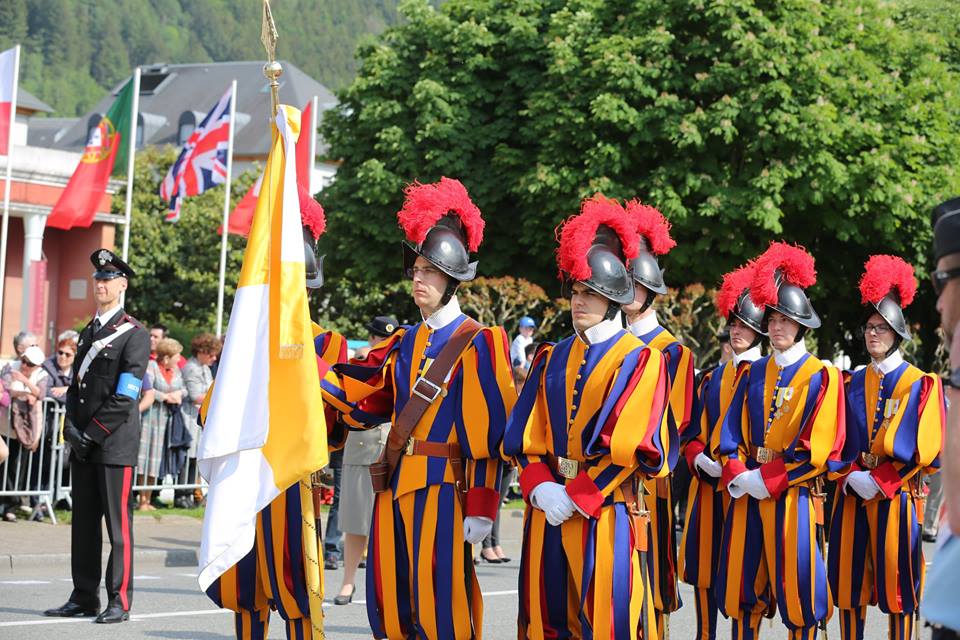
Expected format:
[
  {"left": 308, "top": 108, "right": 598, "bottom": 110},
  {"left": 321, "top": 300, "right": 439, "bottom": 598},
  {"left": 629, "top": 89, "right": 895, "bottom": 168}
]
[
  {"left": 405, "top": 438, "right": 415, "bottom": 456},
  {"left": 861, "top": 452, "right": 879, "bottom": 469},
  {"left": 756, "top": 446, "right": 775, "bottom": 464},
  {"left": 556, "top": 456, "right": 579, "bottom": 479}
]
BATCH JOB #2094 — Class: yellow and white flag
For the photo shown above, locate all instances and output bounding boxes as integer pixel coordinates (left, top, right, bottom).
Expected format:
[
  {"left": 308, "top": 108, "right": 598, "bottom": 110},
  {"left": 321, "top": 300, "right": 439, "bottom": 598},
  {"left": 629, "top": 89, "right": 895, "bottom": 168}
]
[{"left": 197, "top": 106, "right": 327, "bottom": 591}]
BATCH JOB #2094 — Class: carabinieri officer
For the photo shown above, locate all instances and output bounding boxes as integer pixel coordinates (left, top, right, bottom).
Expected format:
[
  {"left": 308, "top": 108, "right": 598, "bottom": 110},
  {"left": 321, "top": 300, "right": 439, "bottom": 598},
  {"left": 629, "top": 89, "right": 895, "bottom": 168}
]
[{"left": 44, "top": 249, "right": 151, "bottom": 624}]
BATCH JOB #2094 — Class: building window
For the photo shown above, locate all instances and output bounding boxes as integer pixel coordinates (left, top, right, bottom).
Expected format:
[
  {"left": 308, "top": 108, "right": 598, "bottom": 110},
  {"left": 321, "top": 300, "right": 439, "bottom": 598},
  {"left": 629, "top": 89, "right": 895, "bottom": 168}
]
[{"left": 178, "top": 111, "right": 198, "bottom": 145}]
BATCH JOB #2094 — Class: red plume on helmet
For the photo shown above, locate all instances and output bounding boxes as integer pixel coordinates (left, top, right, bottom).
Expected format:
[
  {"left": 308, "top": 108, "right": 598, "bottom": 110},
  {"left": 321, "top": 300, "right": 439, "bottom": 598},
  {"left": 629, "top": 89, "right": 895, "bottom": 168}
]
[
  {"left": 717, "top": 262, "right": 756, "bottom": 319},
  {"left": 396, "top": 177, "right": 484, "bottom": 252},
  {"left": 625, "top": 200, "right": 676, "bottom": 255},
  {"left": 556, "top": 194, "right": 639, "bottom": 281},
  {"left": 749, "top": 242, "right": 817, "bottom": 308},
  {"left": 298, "top": 184, "right": 326, "bottom": 241},
  {"left": 859, "top": 255, "right": 916, "bottom": 307}
]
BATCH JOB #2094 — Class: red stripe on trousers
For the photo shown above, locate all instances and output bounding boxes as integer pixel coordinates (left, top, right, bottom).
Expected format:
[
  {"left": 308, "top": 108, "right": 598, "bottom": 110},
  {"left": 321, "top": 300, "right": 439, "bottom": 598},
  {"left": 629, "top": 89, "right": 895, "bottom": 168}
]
[{"left": 119, "top": 466, "right": 132, "bottom": 610}]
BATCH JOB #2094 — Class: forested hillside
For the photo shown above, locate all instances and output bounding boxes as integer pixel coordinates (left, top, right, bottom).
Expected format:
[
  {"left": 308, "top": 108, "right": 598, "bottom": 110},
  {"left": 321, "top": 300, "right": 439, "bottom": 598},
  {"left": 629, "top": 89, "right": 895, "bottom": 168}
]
[{"left": 0, "top": 0, "right": 405, "bottom": 116}]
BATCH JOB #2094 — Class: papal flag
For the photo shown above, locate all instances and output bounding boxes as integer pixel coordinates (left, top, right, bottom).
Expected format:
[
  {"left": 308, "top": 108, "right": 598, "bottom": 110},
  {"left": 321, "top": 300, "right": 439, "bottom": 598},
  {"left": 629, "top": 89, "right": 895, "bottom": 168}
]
[{"left": 197, "top": 105, "right": 327, "bottom": 593}]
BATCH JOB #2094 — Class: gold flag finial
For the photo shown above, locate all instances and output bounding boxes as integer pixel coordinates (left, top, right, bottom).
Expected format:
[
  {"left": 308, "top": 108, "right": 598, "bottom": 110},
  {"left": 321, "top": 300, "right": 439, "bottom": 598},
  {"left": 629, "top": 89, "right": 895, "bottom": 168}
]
[{"left": 261, "top": 0, "right": 282, "bottom": 116}]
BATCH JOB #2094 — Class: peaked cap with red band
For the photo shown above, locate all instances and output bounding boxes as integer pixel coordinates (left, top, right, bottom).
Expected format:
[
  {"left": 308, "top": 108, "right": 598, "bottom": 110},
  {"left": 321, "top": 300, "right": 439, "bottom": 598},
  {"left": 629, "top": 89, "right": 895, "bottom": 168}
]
[
  {"left": 750, "top": 241, "right": 821, "bottom": 330},
  {"left": 397, "top": 177, "right": 484, "bottom": 282},
  {"left": 859, "top": 254, "right": 916, "bottom": 340},
  {"left": 555, "top": 194, "right": 638, "bottom": 305}
]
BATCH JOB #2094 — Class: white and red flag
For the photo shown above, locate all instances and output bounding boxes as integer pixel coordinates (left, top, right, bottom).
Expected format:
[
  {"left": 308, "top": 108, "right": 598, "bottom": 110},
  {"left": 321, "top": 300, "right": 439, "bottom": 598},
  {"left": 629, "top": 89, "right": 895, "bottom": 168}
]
[{"left": 0, "top": 47, "right": 20, "bottom": 156}]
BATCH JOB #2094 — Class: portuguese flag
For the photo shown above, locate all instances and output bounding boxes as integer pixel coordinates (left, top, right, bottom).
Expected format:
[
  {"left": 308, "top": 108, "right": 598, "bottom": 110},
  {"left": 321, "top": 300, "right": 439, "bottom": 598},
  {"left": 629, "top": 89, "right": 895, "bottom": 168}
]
[{"left": 47, "top": 78, "right": 135, "bottom": 230}]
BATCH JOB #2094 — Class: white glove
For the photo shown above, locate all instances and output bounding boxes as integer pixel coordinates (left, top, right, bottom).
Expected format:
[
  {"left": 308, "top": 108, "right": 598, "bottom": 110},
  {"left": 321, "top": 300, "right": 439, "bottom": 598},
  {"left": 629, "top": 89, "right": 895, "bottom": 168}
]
[
  {"left": 695, "top": 453, "right": 723, "bottom": 478},
  {"left": 727, "top": 469, "right": 770, "bottom": 500},
  {"left": 462, "top": 516, "right": 494, "bottom": 545},
  {"left": 845, "top": 470, "right": 881, "bottom": 500},
  {"left": 530, "top": 482, "right": 577, "bottom": 526}
]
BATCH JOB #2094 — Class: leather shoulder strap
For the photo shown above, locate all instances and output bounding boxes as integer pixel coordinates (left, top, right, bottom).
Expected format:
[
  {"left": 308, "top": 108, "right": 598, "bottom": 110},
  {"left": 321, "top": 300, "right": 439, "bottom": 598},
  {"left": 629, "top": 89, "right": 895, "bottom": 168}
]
[{"left": 384, "top": 318, "right": 483, "bottom": 455}]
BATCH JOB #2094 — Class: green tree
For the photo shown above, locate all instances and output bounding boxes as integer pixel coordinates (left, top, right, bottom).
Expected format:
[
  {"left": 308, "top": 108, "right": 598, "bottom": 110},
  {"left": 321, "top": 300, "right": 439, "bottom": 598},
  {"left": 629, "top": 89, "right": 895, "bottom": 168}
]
[
  {"left": 320, "top": 0, "right": 960, "bottom": 366},
  {"left": 123, "top": 146, "right": 253, "bottom": 335}
]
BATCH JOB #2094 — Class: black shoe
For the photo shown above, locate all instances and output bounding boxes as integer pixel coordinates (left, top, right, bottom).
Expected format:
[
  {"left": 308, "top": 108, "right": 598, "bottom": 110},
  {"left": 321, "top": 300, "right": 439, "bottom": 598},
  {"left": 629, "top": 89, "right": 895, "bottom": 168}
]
[
  {"left": 479, "top": 551, "right": 502, "bottom": 564},
  {"left": 358, "top": 559, "right": 366, "bottom": 569},
  {"left": 498, "top": 556, "right": 512, "bottom": 563},
  {"left": 333, "top": 586, "right": 355, "bottom": 605},
  {"left": 95, "top": 602, "right": 129, "bottom": 624},
  {"left": 174, "top": 496, "right": 195, "bottom": 509},
  {"left": 324, "top": 554, "right": 339, "bottom": 570},
  {"left": 44, "top": 601, "right": 98, "bottom": 617},
  {"left": 922, "top": 531, "right": 937, "bottom": 543}
]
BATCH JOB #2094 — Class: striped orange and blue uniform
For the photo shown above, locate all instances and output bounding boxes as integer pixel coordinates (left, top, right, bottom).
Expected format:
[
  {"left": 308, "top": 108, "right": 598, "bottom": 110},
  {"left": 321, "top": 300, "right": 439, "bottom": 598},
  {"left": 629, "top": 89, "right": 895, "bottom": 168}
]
[
  {"left": 715, "top": 352, "right": 846, "bottom": 640},
  {"left": 503, "top": 329, "right": 674, "bottom": 640},
  {"left": 633, "top": 324, "right": 694, "bottom": 632},
  {"left": 204, "top": 324, "right": 347, "bottom": 640},
  {"left": 324, "top": 311, "right": 516, "bottom": 640},
  {"left": 828, "top": 359, "right": 945, "bottom": 640},
  {"left": 679, "top": 353, "right": 755, "bottom": 640}
]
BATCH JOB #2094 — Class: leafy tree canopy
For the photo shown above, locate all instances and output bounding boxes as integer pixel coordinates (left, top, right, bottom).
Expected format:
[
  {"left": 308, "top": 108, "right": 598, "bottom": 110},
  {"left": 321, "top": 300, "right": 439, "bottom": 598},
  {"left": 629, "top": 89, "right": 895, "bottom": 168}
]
[{"left": 320, "top": 0, "right": 960, "bottom": 366}]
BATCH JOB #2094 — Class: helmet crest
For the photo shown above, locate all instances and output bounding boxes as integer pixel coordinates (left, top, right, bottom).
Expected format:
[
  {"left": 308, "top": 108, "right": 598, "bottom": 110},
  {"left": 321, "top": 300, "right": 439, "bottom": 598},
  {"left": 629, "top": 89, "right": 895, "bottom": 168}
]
[
  {"left": 556, "top": 194, "right": 639, "bottom": 281},
  {"left": 859, "top": 255, "right": 916, "bottom": 308},
  {"left": 717, "top": 261, "right": 757, "bottom": 319},
  {"left": 298, "top": 185, "right": 326, "bottom": 241},
  {"left": 397, "top": 177, "right": 484, "bottom": 252},
  {"left": 625, "top": 200, "right": 676, "bottom": 255},
  {"left": 750, "top": 242, "right": 817, "bottom": 308}
]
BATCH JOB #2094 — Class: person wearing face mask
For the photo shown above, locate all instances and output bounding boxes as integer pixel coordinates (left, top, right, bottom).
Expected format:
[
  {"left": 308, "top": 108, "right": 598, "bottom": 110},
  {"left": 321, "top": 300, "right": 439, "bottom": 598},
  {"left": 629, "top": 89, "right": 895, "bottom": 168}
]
[
  {"left": 827, "top": 255, "right": 944, "bottom": 640},
  {"left": 714, "top": 242, "right": 846, "bottom": 640},
  {"left": 322, "top": 178, "right": 516, "bottom": 640},
  {"left": 679, "top": 261, "right": 765, "bottom": 640},
  {"left": 502, "top": 195, "right": 674, "bottom": 639},
  {"left": 202, "top": 187, "right": 349, "bottom": 640},
  {"left": 620, "top": 200, "right": 693, "bottom": 637}
]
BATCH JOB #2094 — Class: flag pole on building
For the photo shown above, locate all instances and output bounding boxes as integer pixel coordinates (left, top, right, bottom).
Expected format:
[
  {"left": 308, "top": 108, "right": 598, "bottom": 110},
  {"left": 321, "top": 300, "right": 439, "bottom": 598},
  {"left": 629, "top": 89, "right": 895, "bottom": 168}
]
[
  {"left": 308, "top": 95, "right": 317, "bottom": 192},
  {"left": 215, "top": 79, "right": 238, "bottom": 337},
  {"left": 0, "top": 45, "right": 21, "bottom": 336},
  {"left": 120, "top": 67, "right": 141, "bottom": 263}
]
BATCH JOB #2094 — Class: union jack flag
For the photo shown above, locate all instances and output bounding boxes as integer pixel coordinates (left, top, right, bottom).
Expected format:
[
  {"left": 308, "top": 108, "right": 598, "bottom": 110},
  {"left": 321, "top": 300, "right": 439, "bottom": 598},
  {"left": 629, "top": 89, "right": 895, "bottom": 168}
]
[{"left": 160, "top": 87, "right": 232, "bottom": 221}]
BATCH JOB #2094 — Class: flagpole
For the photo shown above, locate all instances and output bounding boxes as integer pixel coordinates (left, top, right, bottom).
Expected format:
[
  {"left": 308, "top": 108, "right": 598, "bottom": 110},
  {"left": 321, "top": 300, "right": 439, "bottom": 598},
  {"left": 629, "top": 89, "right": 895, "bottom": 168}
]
[
  {"left": 215, "top": 79, "right": 238, "bottom": 337},
  {"left": 119, "top": 67, "right": 140, "bottom": 310},
  {"left": 308, "top": 95, "right": 317, "bottom": 193},
  {"left": 0, "top": 44, "right": 20, "bottom": 338}
]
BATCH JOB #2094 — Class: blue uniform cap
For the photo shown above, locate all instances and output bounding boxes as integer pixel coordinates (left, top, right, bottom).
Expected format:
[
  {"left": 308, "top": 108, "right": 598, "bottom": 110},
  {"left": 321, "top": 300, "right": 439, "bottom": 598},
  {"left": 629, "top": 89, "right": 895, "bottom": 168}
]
[{"left": 519, "top": 316, "right": 536, "bottom": 329}]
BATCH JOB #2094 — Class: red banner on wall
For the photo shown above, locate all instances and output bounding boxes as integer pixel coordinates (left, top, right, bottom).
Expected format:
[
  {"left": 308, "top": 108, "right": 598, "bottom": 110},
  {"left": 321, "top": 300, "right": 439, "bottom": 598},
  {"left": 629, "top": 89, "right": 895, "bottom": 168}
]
[{"left": 28, "top": 259, "right": 46, "bottom": 336}]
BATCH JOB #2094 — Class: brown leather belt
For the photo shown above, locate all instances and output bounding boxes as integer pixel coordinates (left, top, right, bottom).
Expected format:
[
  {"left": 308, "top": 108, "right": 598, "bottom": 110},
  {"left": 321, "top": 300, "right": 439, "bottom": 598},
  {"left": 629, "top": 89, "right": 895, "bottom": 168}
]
[
  {"left": 752, "top": 446, "right": 782, "bottom": 464},
  {"left": 405, "top": 439, "right": 462, "bottom": 459}
]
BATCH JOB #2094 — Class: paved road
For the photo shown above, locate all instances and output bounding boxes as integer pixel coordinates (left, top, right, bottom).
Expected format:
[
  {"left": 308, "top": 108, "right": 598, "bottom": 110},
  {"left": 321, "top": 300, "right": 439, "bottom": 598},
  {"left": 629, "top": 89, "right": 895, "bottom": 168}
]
[
  {"left": 0, "top": 558, "right": 913, "bottom": 638},
  {"left": 0, "top": 510, "right": 933, "bottom": 638}
]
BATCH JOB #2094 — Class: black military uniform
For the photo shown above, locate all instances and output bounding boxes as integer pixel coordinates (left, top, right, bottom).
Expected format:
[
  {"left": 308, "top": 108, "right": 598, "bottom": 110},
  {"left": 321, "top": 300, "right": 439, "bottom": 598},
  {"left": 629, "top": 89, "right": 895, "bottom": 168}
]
[{"left": 44, "top": 249, "right": 150, "bottom": 624}]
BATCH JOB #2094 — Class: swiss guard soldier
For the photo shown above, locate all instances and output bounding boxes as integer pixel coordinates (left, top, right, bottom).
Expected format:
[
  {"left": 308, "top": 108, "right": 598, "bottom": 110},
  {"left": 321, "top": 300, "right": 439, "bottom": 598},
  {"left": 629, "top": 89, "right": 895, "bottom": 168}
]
[
  {"left": 680, "top": 261, "right": 765, "bottom": 640},
  {"left": 715, "top": 242, "right": 846, "bottom": 640},
  {"left": 322, "top": 177, "right": 516, "bottom": 640},
  {"left": 621, "top": 200, "right": 692, "bottom": 637},
  {"left": 828, "top": 255, "right": 945, "bottom": 640},
  {"left": 204, "top": 187, "right": 348, "bottom": 640},
  {"left": 503, "top": 195, "right": 674, "bottom": 639},
  {"left": 44, "top": 249, "right": 151, "bottom": 624}
]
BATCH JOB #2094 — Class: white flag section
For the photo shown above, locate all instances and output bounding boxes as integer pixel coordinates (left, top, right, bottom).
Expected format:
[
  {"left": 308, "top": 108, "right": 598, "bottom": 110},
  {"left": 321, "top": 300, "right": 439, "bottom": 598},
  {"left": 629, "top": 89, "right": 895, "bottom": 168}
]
[
  {"left": 0, "top": 46, "right": 16, "bottom": 156},
  {"left": 197, "top": 105, "right": 327, "bottom": 595}
]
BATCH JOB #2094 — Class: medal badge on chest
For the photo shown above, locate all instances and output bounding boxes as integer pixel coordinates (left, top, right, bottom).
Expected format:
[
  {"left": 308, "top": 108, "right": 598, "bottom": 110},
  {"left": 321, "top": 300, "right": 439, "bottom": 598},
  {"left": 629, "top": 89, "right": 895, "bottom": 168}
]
[{"left": 772, "top": 386, "right": 794, "bottom": 420}]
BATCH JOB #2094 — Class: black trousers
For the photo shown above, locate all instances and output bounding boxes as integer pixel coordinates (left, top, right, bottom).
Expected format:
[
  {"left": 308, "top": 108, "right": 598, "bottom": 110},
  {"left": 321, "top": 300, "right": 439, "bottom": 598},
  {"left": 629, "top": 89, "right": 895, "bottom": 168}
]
[{"left": 69, "top": 459, "right": 134, "bottom": 611}]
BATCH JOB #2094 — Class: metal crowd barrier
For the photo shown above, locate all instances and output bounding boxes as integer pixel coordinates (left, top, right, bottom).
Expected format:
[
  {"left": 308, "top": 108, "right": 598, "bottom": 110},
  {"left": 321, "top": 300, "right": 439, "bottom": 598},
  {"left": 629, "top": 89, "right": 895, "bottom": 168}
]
[
  {"left": 1, "top": 398, "right": 64, "bottom": 524},
  {"left": 1, "top": 399, "right": 208, "bottom": 523}
]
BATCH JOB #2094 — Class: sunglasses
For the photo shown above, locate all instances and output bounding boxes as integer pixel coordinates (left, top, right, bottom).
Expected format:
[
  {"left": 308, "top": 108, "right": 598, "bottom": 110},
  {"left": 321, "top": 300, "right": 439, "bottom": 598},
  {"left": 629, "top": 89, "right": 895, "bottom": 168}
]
[
  {"left": 57, "top": 350, "right": 75, "bottom": 357},
  {"left": 931, "top": 267, "right": 960, "bottom": 296}
]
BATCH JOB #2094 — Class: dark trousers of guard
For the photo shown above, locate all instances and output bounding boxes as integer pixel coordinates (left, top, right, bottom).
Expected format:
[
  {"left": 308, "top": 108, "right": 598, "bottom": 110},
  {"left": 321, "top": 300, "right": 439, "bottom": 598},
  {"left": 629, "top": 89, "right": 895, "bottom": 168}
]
[{"left": 69, "top": 459, "right": 135, "bottom": 612}]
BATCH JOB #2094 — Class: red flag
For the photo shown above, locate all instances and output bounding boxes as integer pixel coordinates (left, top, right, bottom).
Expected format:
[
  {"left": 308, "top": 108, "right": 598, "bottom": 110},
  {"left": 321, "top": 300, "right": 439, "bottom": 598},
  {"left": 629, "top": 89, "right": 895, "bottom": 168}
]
[
  {"left": 225, "top": 99, "right": 314, "bottom": 237},
  {"left": 47, "top": 78, "right": 136, "bottom": 230},
  {"left": 0, "top": 47, "right": 18, "bottom": 156}
]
